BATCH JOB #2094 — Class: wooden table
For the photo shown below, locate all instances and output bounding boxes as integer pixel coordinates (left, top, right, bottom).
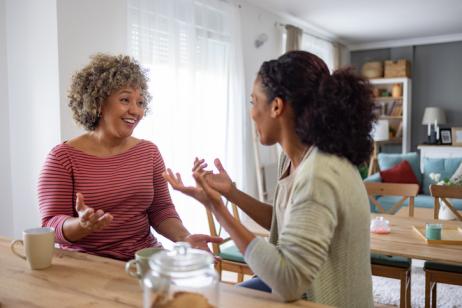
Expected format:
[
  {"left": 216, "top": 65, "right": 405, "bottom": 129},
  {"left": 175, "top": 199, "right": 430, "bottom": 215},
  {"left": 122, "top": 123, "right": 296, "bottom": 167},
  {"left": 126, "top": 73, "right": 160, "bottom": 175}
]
[
  {"left": 0, "top": 237, "right": 327, "bottom": 308},
  {"left": 371, "top": 214, "right": 462, "bottom": 264}
]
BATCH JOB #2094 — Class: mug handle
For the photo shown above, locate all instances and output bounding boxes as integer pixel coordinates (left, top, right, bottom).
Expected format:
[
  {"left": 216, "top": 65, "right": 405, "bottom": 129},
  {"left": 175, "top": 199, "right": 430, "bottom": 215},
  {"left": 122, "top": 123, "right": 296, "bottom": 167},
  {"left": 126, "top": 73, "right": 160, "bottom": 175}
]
[
  {"left": 125, "top": 259, "right": 140, "bottom": 279},
  {"left": 10, "top": 239, "right": 26, "bottom": 260}
]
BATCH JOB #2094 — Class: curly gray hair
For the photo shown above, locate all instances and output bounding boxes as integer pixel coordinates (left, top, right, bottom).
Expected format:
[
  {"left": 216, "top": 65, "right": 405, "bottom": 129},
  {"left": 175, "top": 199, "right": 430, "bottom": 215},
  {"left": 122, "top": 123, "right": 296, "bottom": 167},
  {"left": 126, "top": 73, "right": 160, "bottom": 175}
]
[{"left": 67, "top": 53, "right": 151, "bottom": 131}]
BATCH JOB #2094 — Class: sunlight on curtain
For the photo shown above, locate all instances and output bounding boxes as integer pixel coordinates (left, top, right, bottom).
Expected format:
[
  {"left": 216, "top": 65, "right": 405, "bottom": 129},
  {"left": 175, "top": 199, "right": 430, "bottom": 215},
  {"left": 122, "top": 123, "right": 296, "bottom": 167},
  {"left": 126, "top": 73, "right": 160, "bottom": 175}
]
[
  {"left": 301, "top": 32, "right": 338, "bottom": 72},
  {"left": 127, "top": 0, "right": 245, "bottom": 243}
]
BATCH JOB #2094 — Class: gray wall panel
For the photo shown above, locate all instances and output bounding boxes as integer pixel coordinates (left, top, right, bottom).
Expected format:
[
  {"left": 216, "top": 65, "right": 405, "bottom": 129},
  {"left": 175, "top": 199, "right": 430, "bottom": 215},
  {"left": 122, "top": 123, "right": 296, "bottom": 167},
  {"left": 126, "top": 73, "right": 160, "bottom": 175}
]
[{"left": 351, "top": 41, "right": 462, "bottom": 151}]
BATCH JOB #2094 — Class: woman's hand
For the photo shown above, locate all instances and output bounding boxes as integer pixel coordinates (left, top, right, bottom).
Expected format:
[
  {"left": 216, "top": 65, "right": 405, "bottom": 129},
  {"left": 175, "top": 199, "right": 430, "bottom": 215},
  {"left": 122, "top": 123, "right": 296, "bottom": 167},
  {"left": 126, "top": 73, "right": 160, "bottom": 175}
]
[
  {"left": 162, "top": 158, "right": 210, "bottom": 205},
  {"left": 204, "top": 159, "right": 235, "bottom": 198},
  {"left": 192, "top": 166, "right": 225, "bottom": 208},
  {"left": 75, "top": 192, "right": 113, "bottom": 232},
  {"left": 183, "top": 234, "right": 224, "bottom": 253}
]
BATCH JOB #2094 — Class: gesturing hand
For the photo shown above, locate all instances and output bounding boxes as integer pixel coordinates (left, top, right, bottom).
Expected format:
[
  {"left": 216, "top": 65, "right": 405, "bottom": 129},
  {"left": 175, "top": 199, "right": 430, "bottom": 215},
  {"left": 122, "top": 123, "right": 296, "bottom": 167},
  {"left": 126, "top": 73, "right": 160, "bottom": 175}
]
[
  {"left": 75, "top": 192, "right": 113, "bottom": 232},
  {"left": 184, "top": 234, "right": 224, "bottom": 252},
  {"left": 204, "top": 159, "right": 234, "bottom": 197},
  {"left": 162, "top": 158, "right": 210, "bottom": 205}
]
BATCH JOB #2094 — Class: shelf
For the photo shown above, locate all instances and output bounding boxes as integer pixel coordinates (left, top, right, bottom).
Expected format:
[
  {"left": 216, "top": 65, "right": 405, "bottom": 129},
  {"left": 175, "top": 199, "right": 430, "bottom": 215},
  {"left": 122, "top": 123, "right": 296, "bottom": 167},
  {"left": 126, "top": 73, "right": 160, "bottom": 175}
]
[
  {"left": 380, "top": 116, "right": 402, "bottom": 120},
  {"left": 373, "top": 96, "right": 403, "bottom": 102},
  {"left": 376, "top": 138, "right": 402, "bottom": 145},
  {"left": 370, "top": 77, "right": 411, "bottom": 84},
  {"left": 369, "top": 78, "right": 410, "bottom": 154}
]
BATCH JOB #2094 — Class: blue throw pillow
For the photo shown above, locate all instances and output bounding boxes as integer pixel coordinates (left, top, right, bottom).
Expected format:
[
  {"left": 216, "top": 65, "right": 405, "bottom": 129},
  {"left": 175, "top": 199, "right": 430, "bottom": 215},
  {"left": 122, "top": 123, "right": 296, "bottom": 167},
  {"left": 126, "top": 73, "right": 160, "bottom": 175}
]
[
  {"left": 422, "top": 157, "right": 462, "bottom": 195},
  {"left": 378, "top": 152, "right": 421, "bottom": 183}
]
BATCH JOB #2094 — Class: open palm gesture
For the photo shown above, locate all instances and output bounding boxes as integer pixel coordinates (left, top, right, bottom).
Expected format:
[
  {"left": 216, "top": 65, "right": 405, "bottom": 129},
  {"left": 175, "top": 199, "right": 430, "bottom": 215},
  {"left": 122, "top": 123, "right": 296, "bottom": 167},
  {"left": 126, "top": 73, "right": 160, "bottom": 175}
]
[{"left": 162, "top": 158, "right": 209, "bottom": 205}]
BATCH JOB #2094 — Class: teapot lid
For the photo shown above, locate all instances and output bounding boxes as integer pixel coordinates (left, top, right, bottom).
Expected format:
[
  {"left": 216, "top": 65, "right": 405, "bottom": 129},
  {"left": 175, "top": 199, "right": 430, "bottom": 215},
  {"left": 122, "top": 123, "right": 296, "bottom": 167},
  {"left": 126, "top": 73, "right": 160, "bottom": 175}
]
[{"left": 148, "top": 242, "right": 214, "bottom": 275}]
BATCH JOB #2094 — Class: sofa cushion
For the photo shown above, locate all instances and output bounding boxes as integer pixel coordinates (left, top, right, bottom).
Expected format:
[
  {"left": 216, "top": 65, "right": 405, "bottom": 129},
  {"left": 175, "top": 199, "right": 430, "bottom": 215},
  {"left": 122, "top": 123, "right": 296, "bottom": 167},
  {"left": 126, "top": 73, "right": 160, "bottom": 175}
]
[
  {"left": 378, "top": 152, "right": 421, "bottom": 184},
  {"left": 380, "top": 160, "right": 419, "bottom": 187},
  {"left": 422, "top": 157, "right": 462, "bottom": 195},
  {"left": 364, "top": 172, "right": 382, "bottom": 183}
]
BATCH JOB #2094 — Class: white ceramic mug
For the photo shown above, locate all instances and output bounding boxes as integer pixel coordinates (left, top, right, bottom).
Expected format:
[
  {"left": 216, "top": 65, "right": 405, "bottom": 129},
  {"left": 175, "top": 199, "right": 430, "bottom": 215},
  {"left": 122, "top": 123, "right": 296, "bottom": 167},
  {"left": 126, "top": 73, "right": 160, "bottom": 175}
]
[
  {"left": 10, "top": 227, "right": 55, "bottom": 270},
  {"left": 125, "top": 247, "right": 163, "bottom": 283}
]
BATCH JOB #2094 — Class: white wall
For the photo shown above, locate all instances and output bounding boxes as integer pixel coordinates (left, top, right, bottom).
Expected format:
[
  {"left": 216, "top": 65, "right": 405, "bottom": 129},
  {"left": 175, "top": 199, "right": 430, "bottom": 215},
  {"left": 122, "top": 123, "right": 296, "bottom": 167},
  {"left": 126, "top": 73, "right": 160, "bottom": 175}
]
[
  {"left": 5, "top": 0, "right": 61, "bottom": 237},
  {"left": 0, "top": 0, "right": 14, "bottom": 237},
  {"left": 238, "top": 1, "right": 345, "bottom": 200},
  {"left": 57, "top": 0, "right": 127, "bottom": 141},
  {"left": 1, "top": 0, "right": 129, "bottom": 238}
]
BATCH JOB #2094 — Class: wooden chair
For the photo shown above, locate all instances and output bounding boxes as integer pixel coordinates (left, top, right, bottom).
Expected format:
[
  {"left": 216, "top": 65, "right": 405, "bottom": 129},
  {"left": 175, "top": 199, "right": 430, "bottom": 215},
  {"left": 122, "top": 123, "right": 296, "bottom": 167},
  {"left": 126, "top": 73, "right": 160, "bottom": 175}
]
[
  {"left": 206, "top": 201, "right": 253, "bottom": 283},
  {"left": 429, "top": 184, "right": 462, "bottom": 220},
  {"left": 365, "top": 182, "right": 419, "bottom": 216},
  {"left": 425, "top": 184, "right": 462, "bottom": 307},
  {"left": 365, "top": 182, "right": 417, "bottom": 308},
  {"left": 371, "top": 255, "right": 412, "bottom": 308}
]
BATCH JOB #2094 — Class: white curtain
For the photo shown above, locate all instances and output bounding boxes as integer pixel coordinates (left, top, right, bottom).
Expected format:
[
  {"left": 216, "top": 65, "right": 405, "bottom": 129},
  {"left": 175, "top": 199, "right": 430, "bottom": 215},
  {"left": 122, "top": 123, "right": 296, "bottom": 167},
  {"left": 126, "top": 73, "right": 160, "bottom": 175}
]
[
  {"left": 127, "top": 0, "right": 246, "bottom": 240},
  {"left": 300, "top": 32, "right": 339, "bottom": 72}
]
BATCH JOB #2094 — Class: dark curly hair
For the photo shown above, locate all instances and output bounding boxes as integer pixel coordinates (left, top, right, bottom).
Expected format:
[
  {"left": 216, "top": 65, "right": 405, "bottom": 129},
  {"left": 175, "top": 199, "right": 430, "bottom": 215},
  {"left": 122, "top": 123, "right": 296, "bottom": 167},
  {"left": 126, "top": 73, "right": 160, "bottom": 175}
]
[
  {"left": 68, "top": 53, "right": 151, "bottom": 131},
  {"left": 258, "top": 50, "right": 375, "bottom": 166}
]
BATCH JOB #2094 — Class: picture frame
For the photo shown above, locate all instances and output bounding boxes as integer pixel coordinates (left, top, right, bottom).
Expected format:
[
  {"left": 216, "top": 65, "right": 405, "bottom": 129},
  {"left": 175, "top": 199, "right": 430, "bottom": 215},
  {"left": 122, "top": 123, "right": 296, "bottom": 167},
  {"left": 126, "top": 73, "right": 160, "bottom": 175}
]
[
  {"left": 440, "top": 128, "right": 452, "bottom": 145},
  {"left": 452, "top": 127, "right": 462, "bottom": 146}
]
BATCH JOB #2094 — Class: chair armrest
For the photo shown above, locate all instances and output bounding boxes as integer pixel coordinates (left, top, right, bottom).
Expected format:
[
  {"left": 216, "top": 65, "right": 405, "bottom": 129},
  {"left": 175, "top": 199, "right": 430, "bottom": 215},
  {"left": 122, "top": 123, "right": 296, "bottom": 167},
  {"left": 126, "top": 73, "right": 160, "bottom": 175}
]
[{"left": 364, "top": 172, "right": 382, "bottom": 183}]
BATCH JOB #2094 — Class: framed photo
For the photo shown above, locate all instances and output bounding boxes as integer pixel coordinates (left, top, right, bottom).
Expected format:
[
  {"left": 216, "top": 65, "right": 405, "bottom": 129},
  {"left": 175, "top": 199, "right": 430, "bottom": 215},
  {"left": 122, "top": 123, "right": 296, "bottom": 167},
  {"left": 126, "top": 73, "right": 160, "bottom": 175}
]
[
  {"left": 452, "top": 127, "right": 462, "bottom": 146},
  {"left": 440, "top": 128, "right": 452, "bottom": 145}
]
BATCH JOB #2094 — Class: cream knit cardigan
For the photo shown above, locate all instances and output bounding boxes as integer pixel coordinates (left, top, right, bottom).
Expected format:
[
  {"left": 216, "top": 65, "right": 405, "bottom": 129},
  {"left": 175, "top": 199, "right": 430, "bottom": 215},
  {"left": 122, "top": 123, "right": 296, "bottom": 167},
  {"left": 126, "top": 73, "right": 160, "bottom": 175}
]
[{"left": 244, "top": 147, "right": 374, "bottom": 307}]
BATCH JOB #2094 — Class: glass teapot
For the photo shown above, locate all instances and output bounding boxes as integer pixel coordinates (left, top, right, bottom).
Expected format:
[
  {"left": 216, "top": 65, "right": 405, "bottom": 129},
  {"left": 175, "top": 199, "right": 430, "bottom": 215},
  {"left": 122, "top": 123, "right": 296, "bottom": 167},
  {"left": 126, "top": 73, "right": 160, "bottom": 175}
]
[{"left": 143, "top": 242, "right": 218, "bottom": 308}]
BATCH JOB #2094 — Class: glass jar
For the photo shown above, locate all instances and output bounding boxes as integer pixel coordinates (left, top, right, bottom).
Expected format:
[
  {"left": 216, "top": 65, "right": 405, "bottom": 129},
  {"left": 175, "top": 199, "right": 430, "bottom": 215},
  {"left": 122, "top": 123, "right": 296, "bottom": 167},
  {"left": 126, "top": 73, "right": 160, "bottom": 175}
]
[{"left": 143, "top": 242, "right": 218, "bottom": 308}]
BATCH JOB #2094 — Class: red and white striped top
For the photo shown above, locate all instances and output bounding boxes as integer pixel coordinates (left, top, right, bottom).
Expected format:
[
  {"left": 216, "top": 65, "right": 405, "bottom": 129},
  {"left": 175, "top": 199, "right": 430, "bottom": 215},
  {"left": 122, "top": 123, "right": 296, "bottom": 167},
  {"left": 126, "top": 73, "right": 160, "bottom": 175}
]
[{"left": 38, "top": 140, "right": 180, "bottom": 261}]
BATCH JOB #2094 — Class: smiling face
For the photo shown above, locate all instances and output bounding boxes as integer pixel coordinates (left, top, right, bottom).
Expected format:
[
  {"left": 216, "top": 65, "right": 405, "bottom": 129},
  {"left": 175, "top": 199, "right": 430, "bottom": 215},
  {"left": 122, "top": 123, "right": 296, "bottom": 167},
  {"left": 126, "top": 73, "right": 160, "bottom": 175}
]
[
  {"left": 250, "top": 77, "right": 280, "bottom": 146},
  {"left": 97, "top": 87, "right": 145, "bottom": 139}
]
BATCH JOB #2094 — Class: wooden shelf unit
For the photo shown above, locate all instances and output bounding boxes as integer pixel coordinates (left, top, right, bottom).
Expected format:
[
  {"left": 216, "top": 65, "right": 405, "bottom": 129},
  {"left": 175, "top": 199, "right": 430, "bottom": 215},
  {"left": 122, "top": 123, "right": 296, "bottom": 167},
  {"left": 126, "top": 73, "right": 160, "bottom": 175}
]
[{"left": 370, "top": 78, "right": 412, "bottom": 153}]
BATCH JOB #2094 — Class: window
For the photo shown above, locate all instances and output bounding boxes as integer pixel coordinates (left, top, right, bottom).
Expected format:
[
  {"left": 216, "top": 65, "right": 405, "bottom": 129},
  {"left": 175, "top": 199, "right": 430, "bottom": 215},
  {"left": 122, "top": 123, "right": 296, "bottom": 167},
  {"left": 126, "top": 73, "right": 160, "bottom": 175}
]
[{"left": 128, "top": 0, "right": 245, "bottom": 240}]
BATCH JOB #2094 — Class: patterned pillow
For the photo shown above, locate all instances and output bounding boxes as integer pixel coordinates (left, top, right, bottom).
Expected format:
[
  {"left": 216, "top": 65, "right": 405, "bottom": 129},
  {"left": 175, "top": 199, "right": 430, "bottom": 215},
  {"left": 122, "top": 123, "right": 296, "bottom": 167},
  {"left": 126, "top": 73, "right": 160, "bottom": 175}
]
[{"left": 450, "top": 162, "right": 462, "bottom": 182}]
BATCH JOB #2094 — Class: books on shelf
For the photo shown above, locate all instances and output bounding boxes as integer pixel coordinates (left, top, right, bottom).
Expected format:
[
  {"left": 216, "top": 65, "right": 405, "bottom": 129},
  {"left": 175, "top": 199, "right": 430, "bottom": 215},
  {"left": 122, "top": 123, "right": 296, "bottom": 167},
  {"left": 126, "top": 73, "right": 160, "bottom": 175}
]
[{"left": 390, "top": 103, "right": 403, "bottom": 116}]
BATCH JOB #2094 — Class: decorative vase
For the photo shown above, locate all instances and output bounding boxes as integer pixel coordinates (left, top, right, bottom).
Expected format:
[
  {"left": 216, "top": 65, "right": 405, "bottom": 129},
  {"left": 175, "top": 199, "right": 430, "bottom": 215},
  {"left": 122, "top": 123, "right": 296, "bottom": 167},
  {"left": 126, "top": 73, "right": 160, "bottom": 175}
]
[
  {"left": 438, "top": 200, "right": 457, "bottom": 220},
  {"left": 391, "top": 83, "right": 402, "bottom": 98}
]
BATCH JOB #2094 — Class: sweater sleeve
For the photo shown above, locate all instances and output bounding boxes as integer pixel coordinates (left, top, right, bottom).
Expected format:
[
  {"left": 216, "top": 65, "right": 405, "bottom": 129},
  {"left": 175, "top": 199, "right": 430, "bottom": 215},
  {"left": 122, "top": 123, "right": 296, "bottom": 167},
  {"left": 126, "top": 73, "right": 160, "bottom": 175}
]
[
  {"left": 244, "top": 170, "right": 338, "bottom": 301},
  {"left": 38, "top": 150, "right": 74, "bottom": 245},
  {"left": 148, "top": 146, "right": 181, "bottom": 228}
]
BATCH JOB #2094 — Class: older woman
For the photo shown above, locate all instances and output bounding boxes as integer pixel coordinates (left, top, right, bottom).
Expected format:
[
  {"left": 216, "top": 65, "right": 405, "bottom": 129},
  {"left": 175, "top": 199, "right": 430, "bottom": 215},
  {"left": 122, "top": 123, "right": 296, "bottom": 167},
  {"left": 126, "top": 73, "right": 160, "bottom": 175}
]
[
  {"left": 38, "top": 54, "right": 221, "bottom": 261},
  {"left": 164, "top": 50, "right": 375, "bottom": 307}
]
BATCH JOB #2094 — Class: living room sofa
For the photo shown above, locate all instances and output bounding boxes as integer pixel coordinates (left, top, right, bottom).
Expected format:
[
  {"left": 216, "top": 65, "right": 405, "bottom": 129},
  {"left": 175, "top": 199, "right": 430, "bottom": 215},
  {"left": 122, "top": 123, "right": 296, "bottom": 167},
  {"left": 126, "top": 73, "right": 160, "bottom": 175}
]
[{"left": 364, "top": 152, "right": 462, "bottom": 213}]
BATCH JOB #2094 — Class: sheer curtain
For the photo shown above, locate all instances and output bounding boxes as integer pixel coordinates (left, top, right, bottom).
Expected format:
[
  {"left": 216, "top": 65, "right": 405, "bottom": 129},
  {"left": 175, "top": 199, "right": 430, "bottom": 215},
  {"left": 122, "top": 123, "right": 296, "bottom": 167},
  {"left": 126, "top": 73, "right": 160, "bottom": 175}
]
[
  {"left": 127, "top": 0, "right": 246, "bottom": 241},
  {"left": 301, "top": 32, "right": 339, "bottom": 72}
]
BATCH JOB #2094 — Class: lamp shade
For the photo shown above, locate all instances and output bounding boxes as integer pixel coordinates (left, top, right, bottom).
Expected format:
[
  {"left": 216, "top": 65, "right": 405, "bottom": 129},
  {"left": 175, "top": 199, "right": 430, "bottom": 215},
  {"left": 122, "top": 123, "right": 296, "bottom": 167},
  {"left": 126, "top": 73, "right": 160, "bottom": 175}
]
[
  {"left": 422, "top": 107, "right": 447, "bottom": 125},
  {"left": 372, "top": 119, "right": 389, "bottom": 141}
]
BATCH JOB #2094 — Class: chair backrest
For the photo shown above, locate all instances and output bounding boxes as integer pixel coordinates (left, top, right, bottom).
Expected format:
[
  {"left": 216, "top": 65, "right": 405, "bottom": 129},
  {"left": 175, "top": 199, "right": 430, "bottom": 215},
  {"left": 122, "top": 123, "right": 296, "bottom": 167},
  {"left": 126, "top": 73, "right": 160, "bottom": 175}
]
[
  {"left": 365, "top": 182, "right": 419, "bottom": 216},
  {"left": 429, "top": 184, "right": 462, "bottom": 220},
  {"left": 206, "top": 200, "right": 240, "bottom": 255}
]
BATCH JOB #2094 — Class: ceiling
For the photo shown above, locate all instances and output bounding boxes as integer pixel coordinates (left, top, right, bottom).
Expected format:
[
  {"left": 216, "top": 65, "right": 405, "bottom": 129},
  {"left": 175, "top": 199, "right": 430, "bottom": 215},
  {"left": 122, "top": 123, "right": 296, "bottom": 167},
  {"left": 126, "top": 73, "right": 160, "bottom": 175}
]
[{"left": 244, "top": 0, "right": 462, "bottom": 49}]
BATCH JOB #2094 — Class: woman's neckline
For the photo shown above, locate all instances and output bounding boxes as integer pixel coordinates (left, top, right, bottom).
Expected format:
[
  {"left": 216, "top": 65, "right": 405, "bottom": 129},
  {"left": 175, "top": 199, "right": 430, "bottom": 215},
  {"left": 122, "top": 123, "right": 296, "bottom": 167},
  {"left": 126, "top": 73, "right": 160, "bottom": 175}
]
[{"left": 62, "top": 139, "right": 146, "bottom": 159}]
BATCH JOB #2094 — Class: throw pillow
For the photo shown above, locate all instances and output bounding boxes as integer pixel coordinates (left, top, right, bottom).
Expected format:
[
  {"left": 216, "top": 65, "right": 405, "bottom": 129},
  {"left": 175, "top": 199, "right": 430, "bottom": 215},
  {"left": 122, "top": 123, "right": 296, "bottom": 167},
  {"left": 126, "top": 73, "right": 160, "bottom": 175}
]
[
  {"left": 380, "top": 160, "right": 420, "bottom": 187},
  {"left": 377, "top": 152, "right": 421, "bottom": 184},
  {"left": 450, "top": 161, "right": 462, "bottom": 182},
  {"left": 422, "top": 157, "right": 462, "bottom": 194}
]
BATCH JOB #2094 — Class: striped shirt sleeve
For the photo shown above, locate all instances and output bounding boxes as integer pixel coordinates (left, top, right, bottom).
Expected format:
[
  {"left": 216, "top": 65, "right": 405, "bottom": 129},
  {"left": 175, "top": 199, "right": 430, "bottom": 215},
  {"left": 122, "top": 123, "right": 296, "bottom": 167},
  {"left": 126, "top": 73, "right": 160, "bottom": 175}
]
[
  {"left": 38, "top": 150, "right": 74, "bottom": 245},
  {"left": 147, "top": 146, "right": 181, "bottom": 228}
]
